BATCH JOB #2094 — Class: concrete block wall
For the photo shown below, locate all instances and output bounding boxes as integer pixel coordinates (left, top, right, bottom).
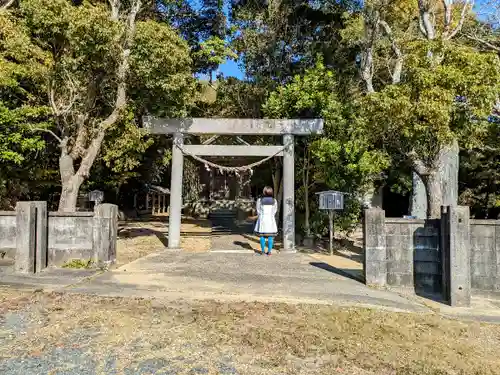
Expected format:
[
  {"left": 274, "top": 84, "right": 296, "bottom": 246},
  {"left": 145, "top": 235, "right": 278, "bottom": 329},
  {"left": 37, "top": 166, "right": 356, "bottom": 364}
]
[
  {"left": 0, "top": 212, "right": 16, "bottom": 258},
  {"left": 386, "top": 218, "right": 441, "bottom": 293},
  {"left": 48, "top": 212, "right": 95, "bottom": 265},
  {"left": 0, "top": 202, "right": 118, "bottom": 273},
  {"left": 470, "top": 220, "right": 500, "bottom": 295},
  {"left": 364, "top": 212, "right": 441, "bottom": 294},
  {"left": 364, "top": 206, "right": 474, "bottom": 306}
]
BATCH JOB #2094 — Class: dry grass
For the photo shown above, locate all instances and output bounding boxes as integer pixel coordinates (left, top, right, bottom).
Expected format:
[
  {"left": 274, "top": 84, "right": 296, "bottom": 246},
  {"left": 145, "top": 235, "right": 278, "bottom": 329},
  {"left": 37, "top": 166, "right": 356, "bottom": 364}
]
[
  {"left": 1, "top": 289, "right": 500, "bottom": 374},
  {"left": 180, "top": 218, "right": 212, "bottom": 253},
  {"left": 116, "top": 217, "right": 212, "bottom": 264}
]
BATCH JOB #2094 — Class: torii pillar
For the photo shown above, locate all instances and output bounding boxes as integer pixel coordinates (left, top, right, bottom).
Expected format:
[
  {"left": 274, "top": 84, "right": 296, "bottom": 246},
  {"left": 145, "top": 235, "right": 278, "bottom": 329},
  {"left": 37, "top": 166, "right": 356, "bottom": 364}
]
[
  {"left": 168, "top": 133, "right": 184, "bottom": 248},
  {"left": 282, "top": 134, "right": 295, "bottom": 252}
]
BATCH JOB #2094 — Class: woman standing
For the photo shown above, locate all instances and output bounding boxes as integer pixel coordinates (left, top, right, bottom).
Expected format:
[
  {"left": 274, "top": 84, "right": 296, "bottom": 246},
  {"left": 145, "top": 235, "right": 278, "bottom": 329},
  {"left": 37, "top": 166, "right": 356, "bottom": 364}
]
[{"left": 254, "top": 186, "right": 278, "bottom": 255}]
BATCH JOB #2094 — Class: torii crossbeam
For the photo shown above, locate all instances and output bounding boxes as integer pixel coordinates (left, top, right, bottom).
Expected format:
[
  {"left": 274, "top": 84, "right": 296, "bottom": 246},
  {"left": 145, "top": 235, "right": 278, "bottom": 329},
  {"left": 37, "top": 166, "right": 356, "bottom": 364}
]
[{"left": 143, "top": 117, "right": 324, "bottom": 252}]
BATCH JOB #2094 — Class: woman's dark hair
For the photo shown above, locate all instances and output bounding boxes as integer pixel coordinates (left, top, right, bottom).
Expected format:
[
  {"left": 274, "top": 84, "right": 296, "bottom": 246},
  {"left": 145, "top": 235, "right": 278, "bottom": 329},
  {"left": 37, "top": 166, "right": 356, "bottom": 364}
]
[{"left": 263, "top": 186, "right": 273, "bottom": 197}]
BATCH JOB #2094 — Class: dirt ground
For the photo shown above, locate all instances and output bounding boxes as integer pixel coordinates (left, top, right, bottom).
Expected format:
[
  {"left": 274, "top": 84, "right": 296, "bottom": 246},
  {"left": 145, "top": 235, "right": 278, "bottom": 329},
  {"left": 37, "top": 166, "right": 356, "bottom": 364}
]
[
  {"left": 116, "top": 216, "right": 211, "bottom": 265},
  {"left": 1, "top": 288, "right": 500, "bottom": 375}
]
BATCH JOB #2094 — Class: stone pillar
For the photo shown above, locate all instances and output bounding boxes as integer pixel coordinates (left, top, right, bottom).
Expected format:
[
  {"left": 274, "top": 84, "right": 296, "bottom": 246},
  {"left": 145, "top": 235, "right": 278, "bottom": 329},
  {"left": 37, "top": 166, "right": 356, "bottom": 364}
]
[
  {"left": 441, "top": 205, "right": 471, "bottom": 307},
  {"left": 282, "top": 134, "right": 295, "bottom": 253},
  {"left": 15, "top": 202, "right": 36, "bottom": 273},
  {"left": 168, "top": 132, "right": 184, "bottom": 249},
  {"left": 93, "top": 204, "right": 118, "bottom": 266},
  {"left": 32, "top": 201, "right": 48, "bottom": 273},
  {"left": 363, "top": 208, "right": 387, "bottom": 286}
]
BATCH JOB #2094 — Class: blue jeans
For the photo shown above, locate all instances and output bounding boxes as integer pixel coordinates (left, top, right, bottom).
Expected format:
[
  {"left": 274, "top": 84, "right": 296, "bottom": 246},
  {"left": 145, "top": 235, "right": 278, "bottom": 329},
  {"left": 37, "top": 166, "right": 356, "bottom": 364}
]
[{"left": 260, "top": 236, "right": 274, "bottom": 254}]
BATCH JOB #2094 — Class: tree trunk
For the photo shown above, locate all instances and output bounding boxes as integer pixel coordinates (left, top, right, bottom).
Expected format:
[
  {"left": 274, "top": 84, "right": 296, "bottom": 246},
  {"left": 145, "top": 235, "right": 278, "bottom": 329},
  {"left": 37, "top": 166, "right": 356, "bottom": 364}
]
[
  {"left": 410, "top": 140, "right": 459, "bottom": 218},
  {"left": 54, "top": 0, "right": 142, "bottom": 211},
  {"left": 423, "top": 171, "right": 443, "bottom": 219},
  {"left": 272, "top": 159, "right": 283, "bottom": 217},
  {"left": 59, "top": 176, "right": 84, "bottom": 212},
  {"left": 304, "top": 182, "right": 310, "bottom": 236},
  {"left": 58, "top": 144, "right": 84, "bottom": 212}
]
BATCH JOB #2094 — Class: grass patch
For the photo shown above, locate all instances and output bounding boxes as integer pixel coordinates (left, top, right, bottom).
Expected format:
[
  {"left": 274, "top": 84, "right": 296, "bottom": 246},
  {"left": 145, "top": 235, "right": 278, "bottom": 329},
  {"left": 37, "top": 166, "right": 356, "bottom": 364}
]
[
  {"left": 62, "top": 259, "right": 94, "bottom": 269},
  {"left": 1, "top": 292, "right": 500, "bottom": 374}
]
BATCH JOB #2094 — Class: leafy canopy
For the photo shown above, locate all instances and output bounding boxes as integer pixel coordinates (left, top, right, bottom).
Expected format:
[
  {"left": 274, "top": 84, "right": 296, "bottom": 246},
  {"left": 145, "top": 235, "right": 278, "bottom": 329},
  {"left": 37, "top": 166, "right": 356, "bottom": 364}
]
[{"left": 363, "top": 41, "right": 500, "bottom": 167}]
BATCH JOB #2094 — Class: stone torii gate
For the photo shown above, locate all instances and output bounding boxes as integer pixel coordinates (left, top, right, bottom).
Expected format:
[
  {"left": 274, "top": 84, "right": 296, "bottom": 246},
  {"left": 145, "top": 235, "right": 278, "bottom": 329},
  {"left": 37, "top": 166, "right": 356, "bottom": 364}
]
[{"left": 143, "top": 117, "right": 324, "bottom": 252}]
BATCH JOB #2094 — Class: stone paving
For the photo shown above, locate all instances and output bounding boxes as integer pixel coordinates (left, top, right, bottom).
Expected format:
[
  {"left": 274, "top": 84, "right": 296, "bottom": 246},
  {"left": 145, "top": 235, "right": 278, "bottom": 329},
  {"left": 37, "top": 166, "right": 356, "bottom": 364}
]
[{"left": 65, "top": 251, "right": 427, "bottom": 313}]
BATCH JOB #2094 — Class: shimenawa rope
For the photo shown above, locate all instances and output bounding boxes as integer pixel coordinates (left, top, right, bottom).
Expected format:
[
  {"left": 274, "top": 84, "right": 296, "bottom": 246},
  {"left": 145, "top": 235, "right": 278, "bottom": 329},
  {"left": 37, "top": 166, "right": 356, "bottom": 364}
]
[{"left": 174, "top": 142, "right": 291, "bottom": 174}]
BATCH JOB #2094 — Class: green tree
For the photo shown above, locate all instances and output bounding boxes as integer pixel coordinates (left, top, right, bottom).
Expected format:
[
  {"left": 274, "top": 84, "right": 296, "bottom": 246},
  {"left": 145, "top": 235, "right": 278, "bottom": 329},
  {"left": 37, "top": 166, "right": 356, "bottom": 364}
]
[
  {"left": 264, "top": 62, "right": 388, "bottom": 235},
  {"left": 15, "top": 0, "right": 194, "bottom": 211},
  {"left": 363, "top": 41, "right": 500, "bottom": 217},
  {"left": 0, "top": 10, "right": 52, "bottom": 208},
  {"left": 231, "top": 0, "right": 359, "bottom": 88},
  {"left": 354, "top": 0, "right": 500, "bottom": 218}
]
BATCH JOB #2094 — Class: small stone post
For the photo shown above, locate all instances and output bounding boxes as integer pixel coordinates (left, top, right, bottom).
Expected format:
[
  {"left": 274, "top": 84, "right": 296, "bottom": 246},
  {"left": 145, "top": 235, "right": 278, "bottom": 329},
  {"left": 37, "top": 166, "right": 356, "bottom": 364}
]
[
  {"left": 441, "top": 205, "right": 471, "bottom": 307},
  {"left": 93, "top": 204, "right": 118, "bottom": 267},
  {"left": 15, "top": 202, "right": 36, "bottom": 273},
  {"left": 363, "top": 208, "right": 387, "bottom": 286}
]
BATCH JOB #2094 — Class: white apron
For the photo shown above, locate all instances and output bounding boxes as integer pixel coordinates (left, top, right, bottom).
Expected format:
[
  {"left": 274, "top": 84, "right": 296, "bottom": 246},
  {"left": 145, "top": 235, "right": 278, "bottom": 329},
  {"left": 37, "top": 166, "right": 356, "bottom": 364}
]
[{"left": 254, "top": 197, "right": 278, "bottom": 236}]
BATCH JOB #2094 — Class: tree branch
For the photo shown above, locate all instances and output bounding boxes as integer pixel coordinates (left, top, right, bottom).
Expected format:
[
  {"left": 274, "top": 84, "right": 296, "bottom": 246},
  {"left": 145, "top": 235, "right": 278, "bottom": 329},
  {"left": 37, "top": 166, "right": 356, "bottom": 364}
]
[
  {"left": 407, "top": 150, "right": 429, "bottom": 176},
  {"left": 445, "top": 0, "right": 474, "bottom": 40},
  {"left": 69, "top": 120, "right": 87, "bottom": 159},
  {"left": 442, "top": 0, "right": 452, "bottom": 35},
  {"left": 379, "top": 20, "right": 403, "bottom": 84},
  {"left": 48, "top": 74, "right": 78, "bottom": 118},
  {"left": 418, "top": 0, "right": 435, "bottom": 40},
  {"left": 48, "top": 80, "right": 60, "bottom": 116},
  {"left": 0, "top": 0, "right": 15, "bottom": 10},
  {"left": 466, "top": 34, "right": 500, "bottom": 52},
  {"left": 361, "top": 12, "right": 380, "bottom": 94},
  {"left": 32, "top": 128, "right": 63, "bottom": 144},
  {"left": 77, "top": 0, "right": 142, "bottom": 179},
  {"left": 108, "top": 0, "right": 120, "bottom": 20},
  {"left": 99, "top": 0, "right": 141, "bottom": 132}
]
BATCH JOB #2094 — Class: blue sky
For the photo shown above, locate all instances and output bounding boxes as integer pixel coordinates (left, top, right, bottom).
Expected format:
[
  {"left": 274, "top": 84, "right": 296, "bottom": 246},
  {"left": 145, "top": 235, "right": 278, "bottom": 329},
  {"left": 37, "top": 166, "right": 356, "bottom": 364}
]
[{"left": 197, "top": 0, "right": 495, "bottom": 80}]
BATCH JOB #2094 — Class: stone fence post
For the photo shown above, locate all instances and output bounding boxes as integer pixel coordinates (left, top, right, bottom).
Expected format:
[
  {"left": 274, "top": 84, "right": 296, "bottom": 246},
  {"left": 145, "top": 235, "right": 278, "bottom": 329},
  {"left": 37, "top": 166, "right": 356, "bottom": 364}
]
[
  {"left": 441, "top": 205, "right": 471, "bottom": 307},
  {"left": 15, "top": 201, "right": 48, "bottom": 273},
  {"left": 93, "top": 204, "right": 118, "bottom": 267},
  {"left": 15, "top": 202, "right": 36, "bottom": 273},
  {"left": 364, "top": 208, "right": 387, "bottom": 286}
]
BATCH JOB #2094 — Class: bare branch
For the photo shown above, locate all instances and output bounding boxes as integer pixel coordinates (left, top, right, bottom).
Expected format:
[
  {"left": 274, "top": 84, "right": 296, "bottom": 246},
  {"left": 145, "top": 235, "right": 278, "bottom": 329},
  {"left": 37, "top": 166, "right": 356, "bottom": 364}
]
[
  {"left": 48, "top": 80, "right": 61, "bottom": 116},
  {"left": 379, "top": 20, "right": 403, "bottom": 84},
  {"left": 442, "top": 0, "right": 452, "bottom": 35},
  {"left": 77, "top": 0, "right": 142, "bottom": 179},
  {"left": 418, "top": 0, "right": 436, "bottom": 40},
  {"left": 32, "top": 128, "right": 63, "bottom": 144},
  {"left": 99, "top": 0, "right": 141, "bottom": 131},
  {"left": 108, "top": 0, "right": 120, "bottom": 20},
  {"left": 0, "top": 0, "right": 15, "bottom": 10},
  {"left": 419, "top": 16, "right": 427, "bottom": 37},
  {"left": 361, "top": 12, "right": 380, "bottom": 94},
  {"left": 445, "top": 0, "right": 474, "bottom": 40},
  {"left": 48, "top": 73, "right": 78, "bottom": 118},
  {"left": 465, "top": 34, "right": 500, "bottom": 53}
]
